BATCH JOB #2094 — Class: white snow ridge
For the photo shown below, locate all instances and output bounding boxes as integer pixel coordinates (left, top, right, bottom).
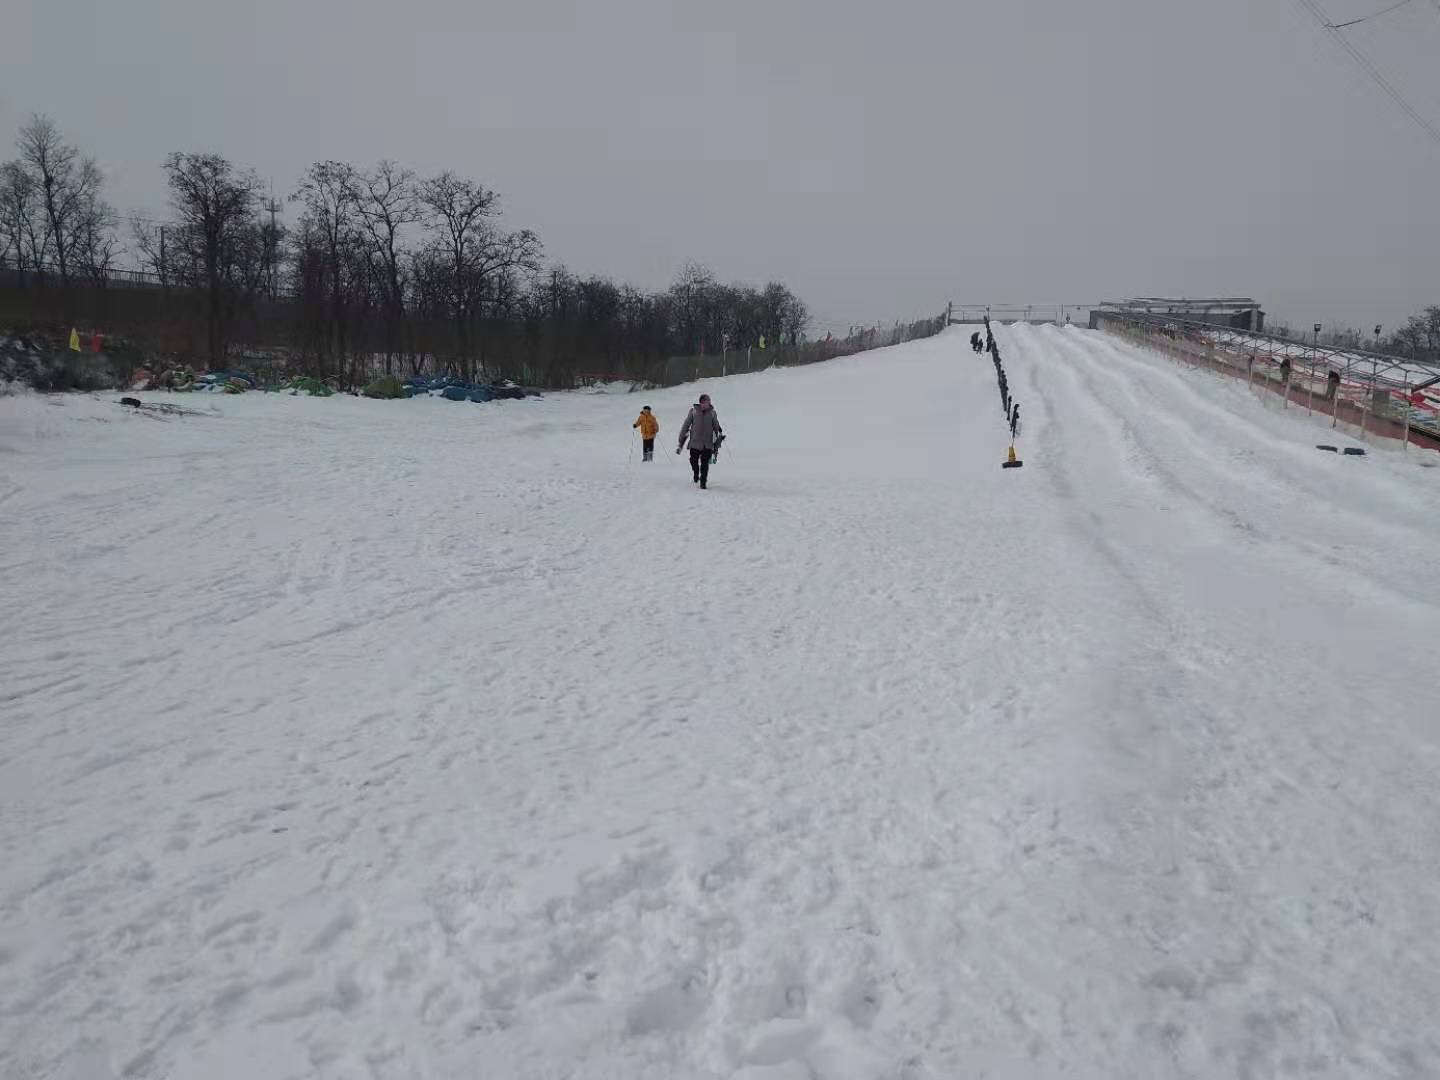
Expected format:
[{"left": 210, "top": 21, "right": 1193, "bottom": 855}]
[{"left": 3, "top": 324, "right": 1439, "bottom": 1079}]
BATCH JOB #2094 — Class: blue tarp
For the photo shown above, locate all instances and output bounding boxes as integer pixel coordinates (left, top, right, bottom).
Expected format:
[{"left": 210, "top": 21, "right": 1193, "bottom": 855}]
[
  {"left": 203, "top": 370, "right": 257, "bottom": 386},
  {"left": 402, "top": 376, "right": 533, "bottom": 403}
]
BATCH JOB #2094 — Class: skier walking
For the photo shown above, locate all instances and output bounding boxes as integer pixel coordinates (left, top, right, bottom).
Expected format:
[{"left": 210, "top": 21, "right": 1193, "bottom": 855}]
[
  {"left": 677, "top": 393, "right": 723, "bottom": 489},
  {"left": 633, "top": 405, "right": 659, "bottom": 461},
  {"left": 970, "top": 331, "right": 984, "bottom": 354}
]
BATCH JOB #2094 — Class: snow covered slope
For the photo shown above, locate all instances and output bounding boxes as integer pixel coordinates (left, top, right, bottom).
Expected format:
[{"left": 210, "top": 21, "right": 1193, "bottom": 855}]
[{"left": 2, "top": 325, "right": 1438, "bottom": 1079}]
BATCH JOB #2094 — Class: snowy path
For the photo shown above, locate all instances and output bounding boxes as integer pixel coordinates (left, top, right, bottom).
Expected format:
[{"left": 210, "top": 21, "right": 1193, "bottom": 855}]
[{"left": 2, "top": 327, "right": 1438, "bottom": 1079}]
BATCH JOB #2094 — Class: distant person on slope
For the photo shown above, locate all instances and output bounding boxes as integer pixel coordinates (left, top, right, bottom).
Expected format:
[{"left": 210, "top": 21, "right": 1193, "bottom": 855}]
[
  {"left": 677, "top": 393, "right": 723, "bottom": 490},
  {"left": 970, "top": 332, "right": 984, "bottom": 354},
  {"left": 633, "top": 405, "right": 659, "bottom": 461}
]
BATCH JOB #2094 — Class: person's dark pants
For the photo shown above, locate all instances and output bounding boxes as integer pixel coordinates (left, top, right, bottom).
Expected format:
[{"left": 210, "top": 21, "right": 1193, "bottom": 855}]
[
  {"left": 642, "top": 437, "right": 654, "bottom": 461},
  {"left": 690, "top": 448, "right": 710, "bottom": 487}
]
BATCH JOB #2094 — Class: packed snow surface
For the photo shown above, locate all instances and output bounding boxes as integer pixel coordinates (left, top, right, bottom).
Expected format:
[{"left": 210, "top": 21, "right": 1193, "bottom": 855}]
[{"left": 3, "top": 325, "right": 1439, "bottom": 1079}]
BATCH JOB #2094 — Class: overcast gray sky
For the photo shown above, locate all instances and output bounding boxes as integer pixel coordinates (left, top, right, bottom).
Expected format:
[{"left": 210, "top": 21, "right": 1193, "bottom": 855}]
[{"left": 3, "top": 0, "right": 1438, "bottom": 335}]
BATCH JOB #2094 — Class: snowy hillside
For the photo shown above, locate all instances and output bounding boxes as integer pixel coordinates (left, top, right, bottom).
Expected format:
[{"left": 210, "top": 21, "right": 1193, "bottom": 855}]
[{"left": 3, "top": 325, "right": 1439, "bottom": 1079}]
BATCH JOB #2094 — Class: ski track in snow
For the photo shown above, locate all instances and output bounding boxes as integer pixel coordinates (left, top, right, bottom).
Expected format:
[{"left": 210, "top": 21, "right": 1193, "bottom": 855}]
[{"left": 2, "top": 327, "right": 1439, "bottom": 1079}]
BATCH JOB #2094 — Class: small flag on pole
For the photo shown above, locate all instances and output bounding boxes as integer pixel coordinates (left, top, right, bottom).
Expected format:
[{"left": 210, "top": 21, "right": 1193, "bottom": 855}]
[
  {"left": 69, "top": 328, "right": 81, "bottom": 352},
  {"left": 90, "top": 332, "right": 103, "bottom": 352}
]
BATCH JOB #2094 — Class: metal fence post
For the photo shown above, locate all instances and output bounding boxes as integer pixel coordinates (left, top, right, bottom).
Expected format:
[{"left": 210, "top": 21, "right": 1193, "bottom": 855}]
[
  {"left": 1331, "top": 360, "right": 1344, "bottom": 429},
  {"left": 1403, "top": 381, "right": 1411, "bottom": 452}
]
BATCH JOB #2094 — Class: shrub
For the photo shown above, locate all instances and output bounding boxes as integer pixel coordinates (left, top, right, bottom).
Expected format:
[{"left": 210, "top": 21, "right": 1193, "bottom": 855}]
[
  {"left": 363, "top": 375, "right": 405, "bottom": 399},
  {"left": 285, "top": 376, "right": 333, "bottom": 397},
  {"left": 31, "top": 351, "right": 115, "bottom": 392}
]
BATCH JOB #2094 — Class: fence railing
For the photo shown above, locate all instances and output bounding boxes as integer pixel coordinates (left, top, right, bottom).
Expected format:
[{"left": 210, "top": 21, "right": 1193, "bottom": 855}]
[
  {"left": 1094, "top": 310, "right": 1440, "bottom": 452},
  {"left": 946, "top": 302, "right": 1098, "bottom": 326},
  {"left": 656, "top": 316, "right": 947, "bottom": 388},
  {"left": 0, "top": 261, "right": 166, "bottom": 290},
  {"left": 981, "top": 317, "right": 1025, "bottom": 466}
]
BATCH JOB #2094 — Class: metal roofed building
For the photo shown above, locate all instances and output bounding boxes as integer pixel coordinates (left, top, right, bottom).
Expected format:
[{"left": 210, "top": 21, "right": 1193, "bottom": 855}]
[{"left": 1092, "top": 297, "right": 1265, "bottom": 332}]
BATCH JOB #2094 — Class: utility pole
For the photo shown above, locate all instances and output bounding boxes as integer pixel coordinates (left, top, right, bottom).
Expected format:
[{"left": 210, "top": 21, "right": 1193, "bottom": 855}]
[
  {"left": 265, "top": 184, "right": 282, "bottom": 300},
  {"left": 159, "top": 224, "right": 168, "bottom": 294}
]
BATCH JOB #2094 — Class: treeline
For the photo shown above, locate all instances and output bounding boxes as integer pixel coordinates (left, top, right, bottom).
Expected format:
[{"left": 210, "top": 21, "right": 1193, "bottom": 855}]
[
  {"left": 1270, "top": 306, "right": 1440, "bottom": 363},
  {"left": 1385, "top": 306, "right": 1440, "bottom": 363},
  {"left": 0, "top": 116, "right": 811, "bottom": 386}
]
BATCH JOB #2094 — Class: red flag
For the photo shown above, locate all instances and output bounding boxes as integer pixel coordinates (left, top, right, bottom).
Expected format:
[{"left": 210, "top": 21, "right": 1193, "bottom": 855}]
[{"left": 90, "top": 332, "right": 103, "bottom": 352}]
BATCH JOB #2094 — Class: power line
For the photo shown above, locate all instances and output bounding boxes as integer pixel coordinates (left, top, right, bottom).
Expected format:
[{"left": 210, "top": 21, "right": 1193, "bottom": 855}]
[
  {"left": 1327, "top": 0, "right": 1413, "bottom": 28},
  {"left": 1292, "top": 0, "right": 1440, "bottom": 148}
]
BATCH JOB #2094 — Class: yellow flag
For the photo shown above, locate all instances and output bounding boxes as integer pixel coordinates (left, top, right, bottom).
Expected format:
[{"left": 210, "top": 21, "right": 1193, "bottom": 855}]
[
  {"left": 759, "top": 335, "right": 766, "bottom": 351},
  {"left": 69, "top": 328, "right": 81, "bottom": 351}
]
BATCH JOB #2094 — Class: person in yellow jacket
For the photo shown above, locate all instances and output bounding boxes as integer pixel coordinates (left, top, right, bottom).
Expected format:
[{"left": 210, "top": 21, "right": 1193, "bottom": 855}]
[{"left": 633, "top": 405, "right": 660, "bottom": 461}]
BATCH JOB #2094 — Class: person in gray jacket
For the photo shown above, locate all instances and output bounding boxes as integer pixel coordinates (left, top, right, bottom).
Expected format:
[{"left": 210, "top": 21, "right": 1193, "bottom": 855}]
[{"left": 677, "top": 393, "right": 723, "bottom": 489}]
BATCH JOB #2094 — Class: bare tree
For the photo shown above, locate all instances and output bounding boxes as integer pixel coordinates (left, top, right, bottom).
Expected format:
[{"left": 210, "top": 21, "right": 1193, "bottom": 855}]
[
  {"left": 417, "top": 172, "right": 542, "bottom": 378},
  {"left": 760, "top": 282, "right": 808, "bottom": 345},
  {"left": 779, "top": 288, "right": 809, "bottom": 346},
  {"left": 356, "top": 161, "right": 420, "bottom": 374},
  {"left": 669, "top": 261, "right": 715, "bottom": 354},
  {"left": 471, "top": 227, "right": 542, "bottom": 315},
  {"left": 71, "top": 189, "right": 118, "bottom": 281},
  {"left": 293, "top": 161, "right": 367, "bottom": 383},
  {"left": 0, "top": 161, "right": 38, "bottom": 277},
  {"left": 1392, "top": 319, "right": 1425, "bottom": 359},
  {"left": 1424, "top": 306, "right": 1440, "bottom": 358},
  {"left": 417, "top": 172, "right": 497, "bottom": 374},
  {"left": 16, "top": 115, "right": 111, "bottom": 284},
  {"left": 160, "top": 151, "right": 265, "bottom": 366},
  {"left": 130, "top": 216, "right": 168, "bottom": 287}
]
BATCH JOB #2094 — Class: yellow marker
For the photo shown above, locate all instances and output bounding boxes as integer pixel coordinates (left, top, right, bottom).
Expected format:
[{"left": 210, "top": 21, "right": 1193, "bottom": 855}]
[{"left": 69, "top": 327, "right": 81, "bottom": 352}]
